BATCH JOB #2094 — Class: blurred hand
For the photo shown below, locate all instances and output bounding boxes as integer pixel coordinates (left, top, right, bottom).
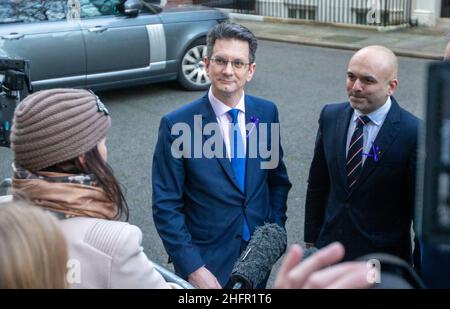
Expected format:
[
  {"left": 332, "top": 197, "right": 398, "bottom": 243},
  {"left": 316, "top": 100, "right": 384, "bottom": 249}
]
[
  {"left": 188, "top": 266, "right": 222, "bottom": 289},
  {"left": 275, "top": 242, "right": 372, "bottom": 289}
]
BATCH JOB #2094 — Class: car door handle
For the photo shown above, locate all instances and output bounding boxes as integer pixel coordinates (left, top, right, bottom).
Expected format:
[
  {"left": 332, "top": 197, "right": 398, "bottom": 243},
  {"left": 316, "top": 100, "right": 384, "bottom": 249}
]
[
  {"left": 88, "top": 26, "right": 108, "bottom": 33},
  {"left": 1, "top": 33, "right": 24, "bottom": 40}
]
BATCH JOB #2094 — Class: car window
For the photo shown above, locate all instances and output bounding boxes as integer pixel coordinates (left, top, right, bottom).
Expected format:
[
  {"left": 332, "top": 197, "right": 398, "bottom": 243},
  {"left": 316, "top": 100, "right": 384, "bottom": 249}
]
[
  {"left": 80, "top": 0, "right": 123, "bottom": 18},
  {"left": 0, "top": 0, "right": 68, "bottom": 24},
  {"left": 140, "top": 0, "right": 162, "bottom": 15}
]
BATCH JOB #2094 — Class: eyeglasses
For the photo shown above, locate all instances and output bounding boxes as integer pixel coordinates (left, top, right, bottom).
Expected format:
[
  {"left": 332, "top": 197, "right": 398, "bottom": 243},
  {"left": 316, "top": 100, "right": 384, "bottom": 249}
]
[{"left": 209, "top": 57, "right": 251, "bottom": 70}]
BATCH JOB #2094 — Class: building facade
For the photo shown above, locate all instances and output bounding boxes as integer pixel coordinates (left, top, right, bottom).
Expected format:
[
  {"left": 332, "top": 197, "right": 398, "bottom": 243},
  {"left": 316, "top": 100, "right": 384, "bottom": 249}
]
[
  {"left": 412, "top": 0, "right": 450, "bottom": 26},
  {"left": 165, "top": 0, "right": 450, "bottom": 27}
]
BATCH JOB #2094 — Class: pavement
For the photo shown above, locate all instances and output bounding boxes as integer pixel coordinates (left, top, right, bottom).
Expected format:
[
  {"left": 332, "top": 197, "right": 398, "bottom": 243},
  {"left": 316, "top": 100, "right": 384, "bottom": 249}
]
[{"left": 229, "top": 14, "right": 450, "bottom": 60}]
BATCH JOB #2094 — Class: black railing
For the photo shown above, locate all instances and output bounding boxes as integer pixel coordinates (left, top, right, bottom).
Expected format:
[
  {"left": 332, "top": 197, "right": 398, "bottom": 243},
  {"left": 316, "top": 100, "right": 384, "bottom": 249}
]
[{"left": 196, "top": 0, "right": 412, "bottom": 27}]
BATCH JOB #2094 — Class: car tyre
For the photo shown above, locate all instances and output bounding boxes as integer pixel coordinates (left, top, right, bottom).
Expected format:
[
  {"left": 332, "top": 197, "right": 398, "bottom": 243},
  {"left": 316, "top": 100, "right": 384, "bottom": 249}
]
[{"left": 178, "top": 38, "right": 210, "bottom": 91}]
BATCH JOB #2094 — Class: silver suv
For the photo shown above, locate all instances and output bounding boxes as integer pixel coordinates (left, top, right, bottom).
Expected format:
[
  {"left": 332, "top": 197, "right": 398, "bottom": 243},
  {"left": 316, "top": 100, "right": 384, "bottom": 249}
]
[{"left": 0, "top": 0, "right": 228, "bottom": 91}]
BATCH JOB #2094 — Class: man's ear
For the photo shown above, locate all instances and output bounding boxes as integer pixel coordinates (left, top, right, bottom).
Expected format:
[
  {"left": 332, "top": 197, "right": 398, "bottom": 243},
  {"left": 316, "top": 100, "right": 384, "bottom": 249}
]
[
  {"left": 445, "top": 42, "right": 450, "bottom": 60},
  {"left": 204, "top": 57, "right": 211, "bottom": 77},
  {"left": 246, "top": 62, "right": 256, "bottom": 82},
  {"left": 387, "top": 78, "right": 398, "bottom": 96}
]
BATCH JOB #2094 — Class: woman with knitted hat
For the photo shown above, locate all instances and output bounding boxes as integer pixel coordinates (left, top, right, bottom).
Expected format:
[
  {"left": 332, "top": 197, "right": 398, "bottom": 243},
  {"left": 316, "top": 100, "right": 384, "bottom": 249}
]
[{"left": 9, "top": 88, "right": 180, "bottom": 288}]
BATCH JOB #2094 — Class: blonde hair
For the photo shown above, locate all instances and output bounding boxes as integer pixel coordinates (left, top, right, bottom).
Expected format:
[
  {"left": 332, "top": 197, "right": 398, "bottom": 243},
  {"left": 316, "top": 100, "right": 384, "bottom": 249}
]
[{"left": 0, "top": 202, "right": 68, "bottom": 288}]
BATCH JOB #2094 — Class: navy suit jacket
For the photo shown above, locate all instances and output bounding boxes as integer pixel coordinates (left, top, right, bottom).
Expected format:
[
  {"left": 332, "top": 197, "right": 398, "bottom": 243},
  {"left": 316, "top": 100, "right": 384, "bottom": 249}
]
[
  {"left": 304, "top": 97, "right": 419, "bottom": 263},
  {"left": 152, "top": 93, "right": 291, "bottom": 286}
]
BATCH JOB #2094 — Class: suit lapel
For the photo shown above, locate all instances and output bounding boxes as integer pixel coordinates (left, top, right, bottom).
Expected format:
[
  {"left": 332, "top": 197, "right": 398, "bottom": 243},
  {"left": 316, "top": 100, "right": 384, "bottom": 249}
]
[
  {"left": 348, "top": 97, "right": 401, "bottom": 196},
  {"left": 199, "top": 94, "right": 242, "bottom": 192},
  {"left": 244, "top": 95, "right": 262, "bottom": 197},
  {"left": 336, "top": 103, "right": 353, "bottom": 193}
]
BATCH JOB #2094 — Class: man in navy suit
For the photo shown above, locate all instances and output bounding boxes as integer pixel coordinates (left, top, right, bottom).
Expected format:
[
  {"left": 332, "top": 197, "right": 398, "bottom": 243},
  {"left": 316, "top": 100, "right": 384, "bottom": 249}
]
[
  {"left": 304, "top": 46, "right": 419, "bottom": 264},
  {"left": 152, "top": 23, "right": 291, "bottom": 288}
]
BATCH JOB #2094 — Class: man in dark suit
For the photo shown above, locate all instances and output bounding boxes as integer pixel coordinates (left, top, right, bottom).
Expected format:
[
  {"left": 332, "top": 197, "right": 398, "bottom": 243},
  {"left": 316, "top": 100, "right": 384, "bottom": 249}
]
[
  {"left": 152, "top": 23, "right": 291, "bottom": 288},
  {"left": 304, "top": 46, "right": 419, "bottom": 264}
]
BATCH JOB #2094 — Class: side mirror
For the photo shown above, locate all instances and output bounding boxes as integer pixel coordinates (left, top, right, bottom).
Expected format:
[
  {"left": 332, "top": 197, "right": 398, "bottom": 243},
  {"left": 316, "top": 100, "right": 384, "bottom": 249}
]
[{"left": 117, "top": 0, "right": 142, "bottom": 17}]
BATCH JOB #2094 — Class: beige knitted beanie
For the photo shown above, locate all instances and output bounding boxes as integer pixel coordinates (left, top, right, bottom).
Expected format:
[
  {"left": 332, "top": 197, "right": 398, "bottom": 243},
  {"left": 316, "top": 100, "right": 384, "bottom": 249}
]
[{"left": 10, "top": 88, "right": 111, "bottom": 172}]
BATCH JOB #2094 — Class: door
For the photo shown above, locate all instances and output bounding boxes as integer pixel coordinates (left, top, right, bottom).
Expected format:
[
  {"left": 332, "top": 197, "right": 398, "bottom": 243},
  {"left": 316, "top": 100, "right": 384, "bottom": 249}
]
[
  {"left": 79, "top": 0, "right": 161, "bottom": 87},
  {"left": 0, "top": 0, "right": 86, "bottom": 90},
  {"left": 442, "top": 0, "right": 450, "bottom": 18}
]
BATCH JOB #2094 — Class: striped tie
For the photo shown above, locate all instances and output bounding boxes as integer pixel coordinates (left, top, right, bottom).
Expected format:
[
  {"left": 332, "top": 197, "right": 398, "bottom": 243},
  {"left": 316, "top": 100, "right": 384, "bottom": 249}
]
[{"left": 346, "top": 115, "right": 371, "bottom": 188}]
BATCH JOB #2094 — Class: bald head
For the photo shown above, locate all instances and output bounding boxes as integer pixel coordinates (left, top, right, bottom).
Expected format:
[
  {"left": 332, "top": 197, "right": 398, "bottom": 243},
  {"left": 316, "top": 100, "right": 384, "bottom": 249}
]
[
  {"left": 351, "top": 45, "right": 398, "bottom": 81},
  {"left": 346, "top": 45, "right": 399, "bottom": 114},
  {"left": 445, "top": 42, "right": 450, "bottom": 60}
]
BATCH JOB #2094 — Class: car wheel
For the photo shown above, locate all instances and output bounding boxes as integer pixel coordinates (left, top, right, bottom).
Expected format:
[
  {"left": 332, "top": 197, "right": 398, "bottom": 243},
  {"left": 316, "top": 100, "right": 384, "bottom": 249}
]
[{"left": 178, "top": 38, "right": 210, "bottom": 91}]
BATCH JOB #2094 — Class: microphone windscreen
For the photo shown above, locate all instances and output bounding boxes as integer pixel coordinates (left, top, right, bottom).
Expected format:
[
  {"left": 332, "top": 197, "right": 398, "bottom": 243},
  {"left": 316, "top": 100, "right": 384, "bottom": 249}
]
[
  {"left": 231, "top": 223, "right": 287, "bottom": 288},
  {"left": 302, "top": 246, "right": 319, "bottom": 260}
]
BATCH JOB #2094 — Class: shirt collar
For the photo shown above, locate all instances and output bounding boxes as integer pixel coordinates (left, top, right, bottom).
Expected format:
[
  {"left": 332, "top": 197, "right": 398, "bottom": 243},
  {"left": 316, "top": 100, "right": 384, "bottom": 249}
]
[
  {"left": 353, "top": 96, "right": 392, "bottom": 127},
  {"left": 208, "top": 87, "right": 246, "bottom": 118}
]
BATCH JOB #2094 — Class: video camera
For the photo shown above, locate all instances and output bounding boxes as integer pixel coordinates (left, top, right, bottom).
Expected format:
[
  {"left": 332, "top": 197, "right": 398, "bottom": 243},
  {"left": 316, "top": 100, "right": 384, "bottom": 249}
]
[
  {"left": 0, "top": 57, "right": 32, "bottom": 148},
  {"left": 417, "top": 60, "right": 450, "bottom": 245}
]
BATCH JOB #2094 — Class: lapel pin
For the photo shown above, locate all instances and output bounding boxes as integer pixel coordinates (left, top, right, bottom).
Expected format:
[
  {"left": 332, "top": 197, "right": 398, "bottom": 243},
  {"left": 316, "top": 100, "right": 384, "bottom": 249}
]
[
  {"left": 246, "top": 116, "right": 260, "bottom": 138},
  {"left": 363, "top": 142, "right": 380, "bottom": 162}
]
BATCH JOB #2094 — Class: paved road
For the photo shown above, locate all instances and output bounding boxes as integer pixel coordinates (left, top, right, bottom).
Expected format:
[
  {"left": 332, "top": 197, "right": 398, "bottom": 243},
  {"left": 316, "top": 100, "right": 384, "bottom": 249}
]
[{"left": 0, "top": 40, "right": 431, "bottom": 287}]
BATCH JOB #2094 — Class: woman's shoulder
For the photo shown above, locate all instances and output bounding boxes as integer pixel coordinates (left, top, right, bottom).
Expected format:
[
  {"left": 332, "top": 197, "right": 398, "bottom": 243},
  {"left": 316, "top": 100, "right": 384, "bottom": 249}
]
[
  {"left": 0, "top": 195, "right": 13, "bottom": 204},
  {"left": 61, "top": 217, "right": 143, "bottom": 257}
]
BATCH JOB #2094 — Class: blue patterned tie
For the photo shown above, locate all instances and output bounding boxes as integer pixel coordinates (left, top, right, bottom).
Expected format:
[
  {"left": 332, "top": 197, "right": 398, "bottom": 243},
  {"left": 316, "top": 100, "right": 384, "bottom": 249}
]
[
  {"left": 346, "top": 115, "right": 371, "bottom": 188},
  {"left": 227, "top": 108, "right": 250, "bottom": 241}
]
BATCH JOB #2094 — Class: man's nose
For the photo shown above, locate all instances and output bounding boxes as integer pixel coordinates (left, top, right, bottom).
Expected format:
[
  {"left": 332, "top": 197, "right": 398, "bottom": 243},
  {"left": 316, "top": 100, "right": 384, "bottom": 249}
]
[
  {"left": 222, "top": 61, "right": 234, "bottom": 75},
  {"left": 352, "top": 79, "right": 363, "bottom": 92}
]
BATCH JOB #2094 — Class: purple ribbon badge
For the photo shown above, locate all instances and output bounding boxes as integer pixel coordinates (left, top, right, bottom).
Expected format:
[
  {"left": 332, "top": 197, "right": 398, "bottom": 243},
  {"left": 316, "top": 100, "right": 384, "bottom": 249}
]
[
  {"left": 247, "top": 116, "right": 260, "bottom": 138},
  {"left": 363, "top": 142, "right": 381, "bottom": 162}
]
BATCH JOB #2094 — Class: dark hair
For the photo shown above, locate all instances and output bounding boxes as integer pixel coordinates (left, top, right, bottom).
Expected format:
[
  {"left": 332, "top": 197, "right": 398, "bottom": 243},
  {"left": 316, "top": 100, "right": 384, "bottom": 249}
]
[
  {"left": 207, "top": 22, "right": 258, "bottom": 63},
  {"left": 44, "top": 146, "right": 129, "bottom": 221}
]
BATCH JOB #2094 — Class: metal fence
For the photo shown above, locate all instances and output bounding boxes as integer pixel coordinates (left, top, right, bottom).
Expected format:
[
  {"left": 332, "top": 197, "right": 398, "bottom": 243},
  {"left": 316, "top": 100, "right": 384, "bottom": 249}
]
[{"left": 195, "top": 0, "right": 412, "bottom": 27}]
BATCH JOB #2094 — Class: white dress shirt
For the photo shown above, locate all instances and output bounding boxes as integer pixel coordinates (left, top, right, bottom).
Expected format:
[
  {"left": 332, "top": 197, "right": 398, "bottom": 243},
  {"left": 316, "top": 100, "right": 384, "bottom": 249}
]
[
  {"left": 208, "top": 88, "right": 246, "bottom": 160},
  {"left": 346, "top": 97, "right": 392, "bottom": 164}
]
